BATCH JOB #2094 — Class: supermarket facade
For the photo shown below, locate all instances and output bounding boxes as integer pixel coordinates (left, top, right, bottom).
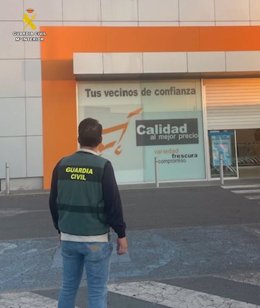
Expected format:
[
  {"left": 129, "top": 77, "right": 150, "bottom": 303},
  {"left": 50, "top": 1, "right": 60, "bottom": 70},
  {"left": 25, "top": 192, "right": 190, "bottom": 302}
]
[{"left": 1, "top": 1, "right": 260, "bottom": 190}]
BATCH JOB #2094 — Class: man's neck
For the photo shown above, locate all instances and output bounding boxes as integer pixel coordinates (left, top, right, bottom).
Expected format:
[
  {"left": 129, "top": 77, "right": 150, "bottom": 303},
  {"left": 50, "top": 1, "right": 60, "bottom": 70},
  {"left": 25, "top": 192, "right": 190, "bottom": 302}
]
[{"left": 80, "top": 146, "right": 98, "bottom": 153}]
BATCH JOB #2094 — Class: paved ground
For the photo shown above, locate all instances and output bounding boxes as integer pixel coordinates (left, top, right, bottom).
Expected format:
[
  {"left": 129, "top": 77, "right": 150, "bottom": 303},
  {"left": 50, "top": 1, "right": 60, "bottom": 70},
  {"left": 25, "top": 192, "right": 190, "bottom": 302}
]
[{"left": 1, "top": 180, "right": 260, "bottom": 307}]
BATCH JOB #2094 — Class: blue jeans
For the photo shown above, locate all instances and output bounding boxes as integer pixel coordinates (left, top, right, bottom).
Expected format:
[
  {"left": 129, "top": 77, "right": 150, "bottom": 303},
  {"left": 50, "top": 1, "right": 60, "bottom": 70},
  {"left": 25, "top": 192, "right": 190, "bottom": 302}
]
[{"left": 58, "top": 241, "right": 113, "bottom": 308}]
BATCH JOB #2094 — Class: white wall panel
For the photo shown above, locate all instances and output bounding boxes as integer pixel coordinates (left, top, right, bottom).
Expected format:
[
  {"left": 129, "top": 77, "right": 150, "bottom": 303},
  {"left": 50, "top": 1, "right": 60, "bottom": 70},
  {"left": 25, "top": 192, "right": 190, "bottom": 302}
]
[
  {"left": 226, "top": 51, "right": 260, "bottom": 71},
  {"left": 73, "top": 53, "right": 103, "bottom": 74},
  {"left": 26, "top": 136, "right": 43, "bottom": 177},
  {"left": 24, "top": 0, "right": 62, "bottom": 21},
  {"left": 188, "top": 52, "right": 226, "bottom": 72},
  {"left": 250, "top": 0, "right": 260, "bottom": 20},
  {"left": 25, "top": 40, "right": 41, "bottom": 60},
  {"left": 26, "top": 98, "right": 42, "bottom": 136},
  {"left": 179, "top": 21, "right": 215, "bottom": 26},
  {"left": 143, "top": 52, "right": 187, "bottom": 73},
  {"left": 180, "top": 0, "right": 215, "bottom": 21},
  {"left": 63, "top": 0, "right": 101, "bottom": 21},
  {"left": 74, "top": 51, "right": 260, "bottom": 75},
  {"left": 0, "top": 137, "right": 26, "bottom": 178},
  {"left": 0, "top": 22, "right": 24, "bottom": 59},
  {"left": 0, "top": 98, "right": 26, "bottom": 136},
  {"left": 103, "top": 53, "right": 143, "bottom": 74},
  {"left": 101, "top": 0, "right": 138, "bottom": 21},
  {"left": 138, "top": 0, "right": 179, "bottom": 21},
  {"left": 0, "top": 60, "right": 25, "bottom": 98},
  {"left": 139, "top": 21, "right": 179, "bottom": 26},
  {"left": 101, "top": 21, "right": 138, "bottom": 26},
  {"left": 0, "top": 0, "right": 23, "bottom": 20},
  {"left": 215, "top": 21, "right": 250, "bottom": 26},
  {"left": 64, "top": 21, "right": 101, "bottom": 26},
  {"left": 215, "top": 0, "right": 250, "bottom": 21},
  {"left": 25, "top": 60, "right": 42, "bottom": 97}
]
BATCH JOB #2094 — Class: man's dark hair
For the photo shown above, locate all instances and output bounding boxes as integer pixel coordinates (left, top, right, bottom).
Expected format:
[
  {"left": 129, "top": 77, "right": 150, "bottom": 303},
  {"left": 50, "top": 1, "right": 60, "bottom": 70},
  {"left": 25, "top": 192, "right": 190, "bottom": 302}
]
[{"left": 78, "top": 118, "right": 102, "bottom": 147}]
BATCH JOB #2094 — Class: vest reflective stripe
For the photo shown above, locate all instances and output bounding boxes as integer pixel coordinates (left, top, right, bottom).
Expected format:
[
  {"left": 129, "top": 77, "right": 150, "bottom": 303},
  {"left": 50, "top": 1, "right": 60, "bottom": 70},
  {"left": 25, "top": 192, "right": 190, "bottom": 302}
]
[{"left": 58, "top": 203, "right": 105, "bottom": 214}]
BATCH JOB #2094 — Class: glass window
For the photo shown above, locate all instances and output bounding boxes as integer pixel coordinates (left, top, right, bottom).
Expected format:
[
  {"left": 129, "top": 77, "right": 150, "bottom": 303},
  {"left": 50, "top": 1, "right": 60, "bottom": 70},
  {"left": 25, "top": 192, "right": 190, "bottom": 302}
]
[
  {"left": 77, "top": 80, "right": 205, "bottom": 183},
  {"left": 237, "top": 129, "right": 260, "bottom": 167},
  {"left": 236, "top": 129, "right": 260, "bottom": 178}
]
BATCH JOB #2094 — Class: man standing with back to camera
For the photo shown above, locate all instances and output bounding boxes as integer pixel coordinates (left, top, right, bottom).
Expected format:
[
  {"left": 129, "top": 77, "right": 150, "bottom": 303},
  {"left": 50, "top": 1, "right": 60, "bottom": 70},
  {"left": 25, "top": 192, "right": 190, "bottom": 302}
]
[{"left": 49, "top": 118, "right": 128, "bottom": 308}]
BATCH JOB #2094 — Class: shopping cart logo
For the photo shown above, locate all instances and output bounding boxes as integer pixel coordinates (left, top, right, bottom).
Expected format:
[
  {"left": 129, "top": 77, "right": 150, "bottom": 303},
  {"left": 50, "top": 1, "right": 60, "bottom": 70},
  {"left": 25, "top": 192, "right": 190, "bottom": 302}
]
[
  {"left": 23, "top": 8, "right": 37, "bottom": 30},
  {"left": 99, "top": 108, "right": 143, "bottom": 155}
]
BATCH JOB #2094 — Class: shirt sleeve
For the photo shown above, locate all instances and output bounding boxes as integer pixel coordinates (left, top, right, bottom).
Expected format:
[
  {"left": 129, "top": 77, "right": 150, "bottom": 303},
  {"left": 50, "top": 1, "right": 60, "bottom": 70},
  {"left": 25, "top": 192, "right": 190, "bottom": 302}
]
[
  {"left": 102, "top": 161, "right": 126, "bottom": 238},
  {"left": 49, "top": 162, "right": 60, "bottom": 232}
]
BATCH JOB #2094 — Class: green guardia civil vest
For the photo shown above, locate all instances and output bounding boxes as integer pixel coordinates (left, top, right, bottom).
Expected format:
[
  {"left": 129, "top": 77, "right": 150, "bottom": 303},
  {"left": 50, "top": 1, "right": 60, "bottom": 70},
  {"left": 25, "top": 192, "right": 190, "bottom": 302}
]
[{"left": 56, "top": 151, "right": 109, "bottom": 236}]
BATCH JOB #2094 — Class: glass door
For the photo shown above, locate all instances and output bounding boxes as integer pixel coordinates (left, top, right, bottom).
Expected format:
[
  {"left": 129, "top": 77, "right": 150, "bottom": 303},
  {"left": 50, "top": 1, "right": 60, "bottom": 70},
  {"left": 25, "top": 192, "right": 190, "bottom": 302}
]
[
  {"left": 208, "top": 130, "right": 238, "bottom": 179},
  {"left": 237, "top": 129, "right": 260, "bottom": 178}
]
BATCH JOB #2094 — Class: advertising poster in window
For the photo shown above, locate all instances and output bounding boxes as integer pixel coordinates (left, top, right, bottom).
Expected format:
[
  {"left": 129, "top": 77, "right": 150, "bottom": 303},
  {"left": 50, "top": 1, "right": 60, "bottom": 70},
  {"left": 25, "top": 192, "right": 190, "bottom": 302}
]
[
  {"left": 77, "top": 80, "right": 205, "bottom": 183},
  {"left": 209, "top": 131, "right": 232, "bottom": 167}
]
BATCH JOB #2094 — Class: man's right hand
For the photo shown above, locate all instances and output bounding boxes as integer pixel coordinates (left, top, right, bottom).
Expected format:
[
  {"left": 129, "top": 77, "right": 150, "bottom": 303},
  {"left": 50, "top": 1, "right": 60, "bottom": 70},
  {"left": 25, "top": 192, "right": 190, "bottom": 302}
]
[{"left": 117, "top": 237, "right": 128, "bottom": 255}]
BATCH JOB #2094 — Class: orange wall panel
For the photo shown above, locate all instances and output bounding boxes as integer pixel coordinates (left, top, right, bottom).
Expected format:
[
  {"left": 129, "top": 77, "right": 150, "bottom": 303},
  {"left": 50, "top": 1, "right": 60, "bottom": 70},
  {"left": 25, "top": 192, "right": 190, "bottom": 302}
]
[
  {"left": 41, "top": 26, "right": 260, "bottom": 61},
  {"left": 42, "top": 79, "right": 77, "bottom": 188},
  {"left": 41, "top": 26, "right": 260, "bottom": 189}
]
